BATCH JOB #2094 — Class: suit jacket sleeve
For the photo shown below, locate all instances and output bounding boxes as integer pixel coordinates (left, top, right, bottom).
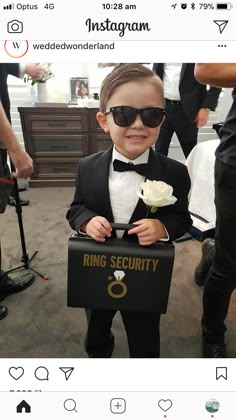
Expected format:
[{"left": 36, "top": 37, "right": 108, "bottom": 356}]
[
  {"left": 66, "top": 161, "right": 98, "bottom": 232},
  {"left": 154, "top": 165, "right": 192, "bottom": 241},
  {"left": 202, "top": 86, "right": 221, "bottom": 111},
  {"left": 5, "top": 64, "right": 20, "bottom": 78}
]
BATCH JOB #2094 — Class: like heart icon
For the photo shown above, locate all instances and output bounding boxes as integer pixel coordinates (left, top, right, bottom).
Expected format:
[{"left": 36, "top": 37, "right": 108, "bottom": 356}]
[
  {"left": 158, "top": 399, "right": 173, "bottom": 412},
  {"left": 9, "top": 367, "right": 24, "bottom": 380}
]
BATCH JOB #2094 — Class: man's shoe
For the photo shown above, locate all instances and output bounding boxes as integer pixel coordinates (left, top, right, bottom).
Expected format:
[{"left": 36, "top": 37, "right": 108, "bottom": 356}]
[
  {"left": 18, "top": 186, "right": 27, "bottom": 192},
  {"left": 195, "top": 238, "right": 215, "bottom": 286},
  {"left": 202, "top": 337, "right": 227, "bottom": 358},
  {"left": 18, "top": 185, "right": 27, "bottom": 192},
  {"left": 0, "top": 273, "right": 35, "bottom": 301},
  {"left": 8, "top": 196, "right": 30, "bottom": 206},
  {"left": 0, "top": 305, "right": 8, "bottom": 320}
]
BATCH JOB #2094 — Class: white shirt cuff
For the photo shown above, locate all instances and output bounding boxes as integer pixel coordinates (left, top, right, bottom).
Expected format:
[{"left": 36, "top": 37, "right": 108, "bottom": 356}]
[
  {"left": 159, "top": 224, "right": 170, "bottom": 241},
  {"left": 19, "top": 63, "right": 27, "bottom": 78},
  {"left": 78, "top": 228, "right": 88, "bottom": 236}
]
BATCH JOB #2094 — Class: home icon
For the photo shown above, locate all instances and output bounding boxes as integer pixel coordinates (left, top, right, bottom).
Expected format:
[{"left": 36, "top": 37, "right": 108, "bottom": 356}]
[{"left": 16, "top": 400, "right": 31, "bottom": 413}]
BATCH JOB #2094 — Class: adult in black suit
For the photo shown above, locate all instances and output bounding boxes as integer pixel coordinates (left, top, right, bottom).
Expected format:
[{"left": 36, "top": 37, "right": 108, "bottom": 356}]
[
  {"left": 0, "top": 103, "right": 34, "bottom": 320},
  {"left": 153, "top": 63, "right": 221, "bottom": 158},
  {"left": 67, "top": 64, "right": 192, "bottom": 357},
  {"left": 195, "top": 64, "right": 236, "bottom": 358},
  {"left": 0, "top": 63, "right": 44, "bottom": 206}
]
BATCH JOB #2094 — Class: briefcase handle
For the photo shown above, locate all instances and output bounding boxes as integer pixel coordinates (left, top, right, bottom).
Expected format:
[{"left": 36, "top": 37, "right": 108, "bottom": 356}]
[{"left": 110, "top": 223, "right": 136, "bottom": 231}]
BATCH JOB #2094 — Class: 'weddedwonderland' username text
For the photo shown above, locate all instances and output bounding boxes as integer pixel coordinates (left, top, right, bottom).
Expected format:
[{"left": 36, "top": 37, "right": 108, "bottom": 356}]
[{"left": 85, "top": 18, "right": 151, "bottom": 37}]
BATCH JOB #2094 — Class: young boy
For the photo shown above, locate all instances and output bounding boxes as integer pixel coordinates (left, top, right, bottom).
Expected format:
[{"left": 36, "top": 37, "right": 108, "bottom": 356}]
[{"left": 66, "top": 64, "right": 192, "bottom": 358}]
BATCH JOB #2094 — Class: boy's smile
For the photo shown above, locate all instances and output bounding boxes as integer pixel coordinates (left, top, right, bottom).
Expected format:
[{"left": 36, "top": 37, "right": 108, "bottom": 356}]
[{"left": 97, "top": 80, "right": 165, "bottom": 160}]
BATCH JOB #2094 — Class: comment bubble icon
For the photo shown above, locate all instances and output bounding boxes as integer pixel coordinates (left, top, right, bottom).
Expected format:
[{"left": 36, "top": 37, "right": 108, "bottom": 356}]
[{"left": 34, "top": 366, "right": 49, "bottom": 381}]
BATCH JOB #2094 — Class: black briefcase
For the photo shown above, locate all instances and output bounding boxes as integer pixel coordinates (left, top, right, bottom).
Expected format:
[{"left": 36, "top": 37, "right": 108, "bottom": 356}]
[{"left": 67, "top": 223, "right": 175, "bottom": 313}]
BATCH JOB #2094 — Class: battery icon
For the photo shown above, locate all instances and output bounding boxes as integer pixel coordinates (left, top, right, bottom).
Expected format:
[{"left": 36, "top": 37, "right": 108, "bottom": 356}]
[{"left": 216, "top": 3, "right": 233, "bottom": 9}]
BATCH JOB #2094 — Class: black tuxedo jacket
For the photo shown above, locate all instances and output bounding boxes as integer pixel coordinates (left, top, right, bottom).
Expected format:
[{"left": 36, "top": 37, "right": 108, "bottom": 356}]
[
  {"left": 0, "top": 63, "right": 20, "bottom": 122},
  {"left": 67, "top": 146, "right": 192, "bottom": 241},
  {"left": 153, "top": 63, "right": 221, "bottom": 123}
]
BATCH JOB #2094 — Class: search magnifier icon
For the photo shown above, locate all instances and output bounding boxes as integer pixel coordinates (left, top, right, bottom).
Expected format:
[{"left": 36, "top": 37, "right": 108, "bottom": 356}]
[{"left": 63, "top": 398, "right": 77, "bottom": 412}]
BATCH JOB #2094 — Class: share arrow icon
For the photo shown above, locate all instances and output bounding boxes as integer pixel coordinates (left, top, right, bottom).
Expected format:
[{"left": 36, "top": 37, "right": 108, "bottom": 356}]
[
  {"left": 214, "top": 20, "right": 228, "bottom": 34},
  {"left": 59, "top": 367, "right": 74, "bottom": 381}
]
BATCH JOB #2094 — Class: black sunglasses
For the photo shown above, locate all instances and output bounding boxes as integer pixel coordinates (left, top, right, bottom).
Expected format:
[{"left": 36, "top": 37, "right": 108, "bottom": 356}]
[{"left": 104, "top": 106, "right": 165, "bottom": 128}]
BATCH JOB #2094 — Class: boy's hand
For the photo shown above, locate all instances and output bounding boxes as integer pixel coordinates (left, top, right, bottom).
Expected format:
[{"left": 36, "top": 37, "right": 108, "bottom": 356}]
[
  {"left": 84, "top": 216, "right": 112, "bottom": 242},
  {"left": 128, "top": 219, "right": 167, "bottom": 246}
]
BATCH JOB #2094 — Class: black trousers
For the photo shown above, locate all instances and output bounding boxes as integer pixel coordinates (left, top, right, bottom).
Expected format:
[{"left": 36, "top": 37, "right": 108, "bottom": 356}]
[
  {"left": 85, "top": 308, "right": 161, "bottom": 358},
  {"left": 155, "top": 100, "right": 198, "bottom": 158},
  {"left": 0, "top": 148, "right": 14, "bottom": 197},
  {"left": 202, "top": 159, "right": 236, "bottom": 344}
]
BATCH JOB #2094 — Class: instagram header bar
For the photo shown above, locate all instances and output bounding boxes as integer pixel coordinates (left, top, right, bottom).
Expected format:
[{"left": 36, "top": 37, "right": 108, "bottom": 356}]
[{"left": 0, "top": 0, "right": 235, "bottom": 61}]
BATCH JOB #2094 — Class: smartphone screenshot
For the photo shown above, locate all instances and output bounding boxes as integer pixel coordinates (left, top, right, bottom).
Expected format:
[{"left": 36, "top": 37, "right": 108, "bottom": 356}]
[{"left": 0, "top": 1, "right": 236, "bottom": 418}]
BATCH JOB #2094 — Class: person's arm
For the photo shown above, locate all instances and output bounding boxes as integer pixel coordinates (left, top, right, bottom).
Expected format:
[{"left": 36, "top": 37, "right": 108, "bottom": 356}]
[
  {"left": 66, "top": 161, "right": 98, "bottom": 232},
  {"left": 194, "top": 85, "right": 222, "bottom": 128},
  {"left": 0, "top": 104, "right": 33, "bottom": 178},
  {"left": 5, "top": 63, "right": 20, "bottom": 78},
  {"left": 4, "top": 63, "right": 45, "bottom": 79},
  {"left": 152, "top": 165, "right": 192, "bottom": 241},
  {"left": 202, "top": 86, "right": 222, "bottom": 111},
  {"left": 195, "top": 64, "right": 236, "bottom": 87}
]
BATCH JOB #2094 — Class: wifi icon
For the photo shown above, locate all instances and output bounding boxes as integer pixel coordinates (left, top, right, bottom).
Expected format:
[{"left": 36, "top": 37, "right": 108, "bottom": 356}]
[{"left": 3, "top": 3, "right": 14, "bottom": 9}]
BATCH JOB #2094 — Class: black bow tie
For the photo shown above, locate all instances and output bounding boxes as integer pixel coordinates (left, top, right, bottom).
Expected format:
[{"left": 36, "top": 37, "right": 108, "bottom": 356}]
[{"left": 113, "top": 159, "right": 149, "bottom": 176}]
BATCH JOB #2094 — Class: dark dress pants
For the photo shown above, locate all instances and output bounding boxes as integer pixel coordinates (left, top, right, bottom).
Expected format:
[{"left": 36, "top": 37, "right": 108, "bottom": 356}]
[
  {"left": 0, "top": 148, "right": 14, "bottom": 197},
  {"left": 85, "top": 308, "right": 161, "bottom": 358},
  {"left": 155, "top": 101, "right": 198, "bottom": 158},
  {"left": 202, "top": 159, "right": 236, "bottom": 344}
]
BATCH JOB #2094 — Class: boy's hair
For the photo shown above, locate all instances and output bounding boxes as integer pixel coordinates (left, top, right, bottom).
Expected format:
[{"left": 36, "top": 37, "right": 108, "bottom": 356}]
[{"left": 99, "top": 64, "right": 164, "bottom": 113}]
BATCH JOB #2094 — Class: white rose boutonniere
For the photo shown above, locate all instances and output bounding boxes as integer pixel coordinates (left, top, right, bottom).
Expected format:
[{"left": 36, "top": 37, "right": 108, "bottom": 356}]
[{"left": 137, "top": 180, "right": 177, "bottom": 214}]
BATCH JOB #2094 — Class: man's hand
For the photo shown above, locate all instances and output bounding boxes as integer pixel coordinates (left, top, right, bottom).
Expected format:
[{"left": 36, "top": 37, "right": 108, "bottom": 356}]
[
  {"left": 194, "top": 108, "right": 209, "bottom": 128},
  {"left": 25, "top": 63, "right": 45, "bottom": 79},
  {"left": 8, "top": 148, "right": 33, "bottom": 179},
  {"left": 83, "top": 216, "right": 112, "bottom": 242},
  {"left": 128, "top": 219, "right": 167, "bottom": 246}
]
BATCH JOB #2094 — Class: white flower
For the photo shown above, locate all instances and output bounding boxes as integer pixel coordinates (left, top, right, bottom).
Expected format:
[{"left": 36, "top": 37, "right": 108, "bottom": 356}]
[{"left": 137, "top": 180, "right": 177, "bottom": 213}]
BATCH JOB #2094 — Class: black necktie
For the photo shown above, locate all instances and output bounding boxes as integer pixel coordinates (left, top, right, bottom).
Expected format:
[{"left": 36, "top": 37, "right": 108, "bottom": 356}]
[{"left": 113, "top": 159, "right": 148, "bottom": 176}]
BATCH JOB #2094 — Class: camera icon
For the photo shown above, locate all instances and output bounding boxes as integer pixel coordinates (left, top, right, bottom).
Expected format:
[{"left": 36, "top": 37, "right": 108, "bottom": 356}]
[
  {"left": 7, "top": 19, "right": 23, "bottom": 33},
  {"left": 181, "top": 3, "right": 187, "bottom": 8}
]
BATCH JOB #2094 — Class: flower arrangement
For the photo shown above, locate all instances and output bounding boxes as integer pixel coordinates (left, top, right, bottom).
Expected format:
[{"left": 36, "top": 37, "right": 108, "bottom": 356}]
[
  {"left": 24, "top": 63, "right": 54, "bottom": 85},
  {"left": 138, "top": 180, "right": 177, "bottom": 214}
]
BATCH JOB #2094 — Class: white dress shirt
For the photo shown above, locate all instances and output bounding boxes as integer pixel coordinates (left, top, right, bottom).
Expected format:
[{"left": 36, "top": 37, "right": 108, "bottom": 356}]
[
  {"left": 163, "top": 63, "right": 182, "bottom": 101},
  {"left": 109, "top": 146, "right": 169, "bottom": 240},
  {"left": 80, "top": 146, "right": 169, "bottom": 241},
  {"left": 109, "top": 146, "right": 149, "bottom": 238}
]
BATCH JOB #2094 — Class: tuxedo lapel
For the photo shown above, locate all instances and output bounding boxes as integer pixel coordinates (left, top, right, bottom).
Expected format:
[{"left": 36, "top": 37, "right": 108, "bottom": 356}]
[
  {"left": 153, "top": 63, "right": 164, "bottom": 80},
  {"left": 128, "top": 149, "right": 161, "bottom": 225},
  {"left": 93, "top": 146, "right": 114, "bottom": 223},
  {"left": 179, "top": 63, "right": 187, "bottom": 85}
]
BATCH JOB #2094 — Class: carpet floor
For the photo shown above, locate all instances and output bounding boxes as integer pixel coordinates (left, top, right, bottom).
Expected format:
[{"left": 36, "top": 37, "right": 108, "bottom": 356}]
[{"left": 0, "top": 187, "right": 235, "bottom": 358}]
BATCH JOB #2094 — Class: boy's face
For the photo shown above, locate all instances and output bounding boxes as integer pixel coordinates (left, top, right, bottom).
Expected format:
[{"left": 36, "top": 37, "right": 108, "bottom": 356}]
[{"left": 97, "top": 80, "right": 165, "bottom": 160}]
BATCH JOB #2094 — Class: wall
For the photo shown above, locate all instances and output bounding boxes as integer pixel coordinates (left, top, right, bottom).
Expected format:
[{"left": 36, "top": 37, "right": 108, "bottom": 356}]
[{"left": 7, "top": 64, "right": 233, "bottom": 161}]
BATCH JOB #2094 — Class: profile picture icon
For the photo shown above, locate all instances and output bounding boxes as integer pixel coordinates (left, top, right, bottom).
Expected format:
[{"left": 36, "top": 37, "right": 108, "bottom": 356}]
[
  {"left": 205, "top": 399, "right": 220, "bottom": 413},
  {"left": 7, "top": 19, "right": 23, "bottom": 33}
]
